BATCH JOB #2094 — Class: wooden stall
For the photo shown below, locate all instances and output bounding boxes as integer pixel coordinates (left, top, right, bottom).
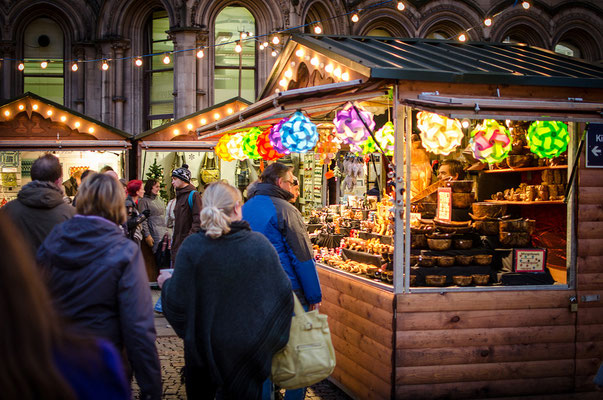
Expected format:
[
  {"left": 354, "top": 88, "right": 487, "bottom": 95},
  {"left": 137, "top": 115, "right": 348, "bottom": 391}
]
[{"left": 198, "top": 35, "right": 603, "bottom": 399}]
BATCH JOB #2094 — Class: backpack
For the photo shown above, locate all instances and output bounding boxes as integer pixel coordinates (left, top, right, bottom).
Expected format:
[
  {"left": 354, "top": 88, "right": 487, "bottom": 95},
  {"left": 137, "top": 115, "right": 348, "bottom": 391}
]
[{"left": 188, "top": 190, "right": 197, "bottom": 210}]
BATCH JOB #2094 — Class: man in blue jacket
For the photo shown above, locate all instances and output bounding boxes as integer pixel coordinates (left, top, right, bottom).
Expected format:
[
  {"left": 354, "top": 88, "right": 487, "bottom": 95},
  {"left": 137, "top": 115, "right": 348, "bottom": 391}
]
[{"left": 243, "top": 162, "right": 322, "bottom": 311}]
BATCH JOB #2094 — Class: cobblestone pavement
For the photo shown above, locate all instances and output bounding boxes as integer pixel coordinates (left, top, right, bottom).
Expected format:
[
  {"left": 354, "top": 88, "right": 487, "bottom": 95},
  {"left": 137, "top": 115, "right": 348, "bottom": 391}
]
[{"left": 133, "top": 304, "right": 351, "bottom": 400}]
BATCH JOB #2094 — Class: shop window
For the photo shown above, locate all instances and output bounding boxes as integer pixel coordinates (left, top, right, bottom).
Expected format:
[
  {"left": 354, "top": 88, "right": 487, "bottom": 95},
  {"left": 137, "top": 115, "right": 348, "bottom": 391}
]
[
  {"left": 22, "top": 18, "right": 64, "bottom": 105},
  {"left": 554, "top": 42, "right": 581, "bottom": 59},
  {"left": 144, "top": 10, "right": 174, "bottom": 130},
  {"left": 214, "top": 6, "right": 256, "bottom": 104}
]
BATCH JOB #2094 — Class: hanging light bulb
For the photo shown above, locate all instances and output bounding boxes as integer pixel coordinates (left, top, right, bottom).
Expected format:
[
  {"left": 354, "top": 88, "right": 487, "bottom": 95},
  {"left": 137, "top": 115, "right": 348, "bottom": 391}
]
[
  {"left": 234, "top": 42, "right": 242, "bottom": 53},
  {"left": 341, "top": 72, "right": 350, "bottom": 81},
  {"left": 74, "top": 121, "right": 81, "bottom": 128},
  {"left": 46, "top": 110, "right": 53, "bottom": 116},
  {"left": 397, "top": 2, "right": 405, "bottom": 11},
  {"left": 196, "top": 49, "right": 204, "bottom": 58},
  {"left": 458, "top": 33, "right": 467, "bottom": 42},
  {"left": 135, "top": 58, "right": 143, "bottom": 67},
  {"left": 32, "top": 104, "right": 38, "bottom": 111},
  {"left": 227, "top": 108, "right": 234, "bottom": 115},
  {"left": 295, "top": 49, "right": 304, "bottom": 58},
  {"left": 3, "top": 110, "right": 10, "bottom": 117},
  {"left": 279, "top": 79, "right": 288, "bottom": 88},
  {"left": 461, "top": 119, "right": 471, "bottom": 129},
  {"left": 522, "top": 1, "right": 530, "bottom": 9},
  {"left": 187, "top": 124, "right": 193, "bottom": 130},
  {"left": 484, "top": 18, "right": 492, "bottom": 27},
  {"left": 272, "top": 36, "right": 280, "bottom": 45},
  {"left": 60, "top": 116, "right": 67, "bottom": 122},
  {"left": 163, "top": 55, "right": 171, "bottom": 64},
  {"left": 271, "top": 50, "right": 277, "bottom": 57},
  {"left": 88, "top": 127, "right": 95, "bottom": 133},
  {"left": 310, "top": 57, "right": 319, "bottom": 66},
  {"left": 101, "top": 60, "right": 109, "bottom": 70},
  {"left": 240, "top": 32, "right": 248, "bottom": 39},
  {"left": 351, "top": 14, "right": 359, "bottom": 23},
  {"left": 314, "top": 25, "right": 322, "bottom": 34},
  {"left": 285, "top": 69, "right": 293, "bottom": 79},
  {"left": 41, "top": 60, "right": 49, "bottom": 69},
  {"left": 71, "top": 62, "right": 78, "bottom": 72},
  {"left": 200, "top": 118, "right": 207, "bottom": 125},
  {"left": 333, "top": 67, "right": 342, "bottom": 78},
  {"left": 18, "top": 104, "right": 24, "bottom": 111},
  {"left": 18, "top": 62, "right": 25, "bottom": 71},
  {"left": 325, "top": 64, "right": 334, "bottom": 73},
  {"left": 262, "top": 41, "right": 269, "bottom": 48},
  {"left": 259, "top": 43, "right": 265, "bottom": 50}
]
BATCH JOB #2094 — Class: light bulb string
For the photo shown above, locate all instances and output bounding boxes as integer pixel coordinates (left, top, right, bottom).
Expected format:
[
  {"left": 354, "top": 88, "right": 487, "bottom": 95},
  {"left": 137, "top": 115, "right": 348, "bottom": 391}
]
[{"left": 447, "top": 5, "right": 522, "bottom": 40}]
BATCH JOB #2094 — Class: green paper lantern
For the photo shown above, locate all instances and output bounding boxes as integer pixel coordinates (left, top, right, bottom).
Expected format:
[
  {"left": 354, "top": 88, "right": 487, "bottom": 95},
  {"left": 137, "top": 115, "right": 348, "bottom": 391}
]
[
  {"left": 241, "top": 127, "right": 262, "bottom": 160},
  {"left": 470, "top": 119, "right": 512, "bottom": 164},
  {"left": 527, "top": 121, "right": 569, "bottom": 159},
  {"left": 361, "top": 137, "right": 377, "bottom": 155}
]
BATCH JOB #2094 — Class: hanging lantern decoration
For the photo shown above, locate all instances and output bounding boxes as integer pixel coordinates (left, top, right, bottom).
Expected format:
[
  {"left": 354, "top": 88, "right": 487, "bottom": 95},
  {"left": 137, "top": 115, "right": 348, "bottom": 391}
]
[
  {"left": 469, "top": 119, "right": 512, "bottom": 163},
  {"left": 374, "top": 121, "right": 395, "bottom": 156},
  {"left": 241, "top": 127, "right": 262, "bottom": 159},
  {"left": 316, "top": 131, "right": 340, "bottom": 165},
  {"left": 226, "top": 132, "right": 247, "bottom": 160},
  {"left": 416, "top": 111, "right": 464, "bottom": 155},
  {"left": 257, "top": 128, "right": 284, "bottom": 160},
  {"left": 526, "top": 121, "right": 569, "bottom": 158},
  {"left": 215, "top": 134, "right": 234, "bottom": 161},
  {"left": 279, "top": 111, "right": 318, "bottom": 153},
  {"left": 361, "top": 137, "right": 377, "bottom": 155},
  {"left": 333, "top": 102, "right": 375, "bottom": 146},
  {"left": 269, "top": 118, "right": 290, "bottom": 154}
]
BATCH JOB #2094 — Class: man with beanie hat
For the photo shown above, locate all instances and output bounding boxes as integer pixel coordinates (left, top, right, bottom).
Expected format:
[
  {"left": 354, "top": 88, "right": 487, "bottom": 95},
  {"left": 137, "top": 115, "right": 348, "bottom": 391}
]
[{"left": 171, "top": 164, "right": 202, "bottom": 263}]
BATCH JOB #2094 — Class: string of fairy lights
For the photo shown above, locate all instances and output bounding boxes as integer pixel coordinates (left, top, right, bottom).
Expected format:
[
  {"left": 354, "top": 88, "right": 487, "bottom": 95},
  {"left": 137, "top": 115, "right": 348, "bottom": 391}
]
[{"left": 2, "top": 0, "right": 533, "bottom": 72}]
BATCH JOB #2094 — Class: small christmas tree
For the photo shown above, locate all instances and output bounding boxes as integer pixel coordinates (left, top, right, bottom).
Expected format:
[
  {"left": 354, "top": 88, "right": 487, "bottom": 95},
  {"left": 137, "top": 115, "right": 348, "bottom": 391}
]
[{"left": 145, "top": 159, "right": 169, "bottom": 202}]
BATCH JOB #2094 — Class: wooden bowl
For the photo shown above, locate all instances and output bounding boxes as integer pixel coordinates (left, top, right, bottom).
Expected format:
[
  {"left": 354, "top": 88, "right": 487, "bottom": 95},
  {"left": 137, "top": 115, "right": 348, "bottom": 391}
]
[
  {"left": 427, "top": 238, "right": 452, "bottom": 251},
  {"left": 455, "top": 254, "right": 473, "bottom": 266},
  {"left": 472, "top": 274, "right": 490, "bottom": 285},
  {"left": 437, "top": 256, "right": 456, "bottom": 267},
  {"left": 425, "top": 275, "right": 447, "bottom": 286},
  {"left": 453, "top": 275, "right": 473, "bottom": 286},
  {"left": 453, "top": 238, "right": 473, "bottom": 250},
  {"left": 445, "top": 180, "right": 474, "bottom": 193},
  {"left": 472, "top": 219, "right": 499, "bottom": 236},
  {"left": 473, "top": 254, "right": 493, "bottom": 265},
  {"left": 471, "top": 202, "right": 507, "bottom": 219},
  {"left": 411, "top": 234, "right": 428, "bottom": 249},
  {"left": 418, "top": 255, "right": 437, "bottom": 267}
]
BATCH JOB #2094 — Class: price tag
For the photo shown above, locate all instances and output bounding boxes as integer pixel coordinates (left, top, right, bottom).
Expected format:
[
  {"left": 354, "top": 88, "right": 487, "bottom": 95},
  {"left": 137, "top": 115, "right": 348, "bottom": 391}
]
[
  {"left": 436, "top": 187, "right": 452, "bottom": 222},
  {"left": 514, "top": 249, "right": 546, "bottom": 272}
]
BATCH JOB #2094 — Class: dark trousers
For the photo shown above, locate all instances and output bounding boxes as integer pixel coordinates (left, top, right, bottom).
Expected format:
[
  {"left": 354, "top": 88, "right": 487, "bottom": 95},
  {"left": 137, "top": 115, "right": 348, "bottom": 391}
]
[{"left": 184, "top": 364, "right": 219, "bottom": 400}]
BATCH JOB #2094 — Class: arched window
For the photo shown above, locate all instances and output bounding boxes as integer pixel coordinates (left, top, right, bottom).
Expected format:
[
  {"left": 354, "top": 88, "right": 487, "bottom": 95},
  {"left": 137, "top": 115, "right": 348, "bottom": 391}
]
[
  {"left": 214, "top": 6, "right": 256, "bottom": 104},
  {"left": 367, "top": 28, "right": 392, "bottom": 37},
  {"left": 426, "top": 31, "right": 448, "bottom": 40},
  {"left": 23, "top": 18, "right": 64, "bottom": 104},
  {"left": 554, "top": 41, "right": 581, "bottom": 58},
  {"left": 144, "top": 10, "right": 174, "bottom": 129}
]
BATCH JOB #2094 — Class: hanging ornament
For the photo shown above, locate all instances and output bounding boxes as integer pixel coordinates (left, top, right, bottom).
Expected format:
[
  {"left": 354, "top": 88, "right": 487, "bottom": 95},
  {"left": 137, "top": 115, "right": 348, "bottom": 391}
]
[
  {"left": 279, "top": 111, "right": 318, "bottom": 153},
  {"left": 241, "top": 127, "right": 262, "bottom": 159},
  {"left": 526, "top": 121, "right": 569, "bottom": 158},
  {"left": 333, "top": 102, "right": 375, "bottom": 146},
  {"left": 215, "top": 134, "right": 234, "bottom": 161},
  {"left": 257, "top": 128, "right": 284, "bottom": 160},
  {"left": 470, "top": 119, "right": 512, "bottom": 163},
  {"left": 269, "top": 118, "right": 290, "bottom": 154},
  {"left": 316, "top": 131, "right": 340, "bottom": 165},
  {"left": 226, "top": 132, "right": 247, "bottom": 160},
  {"left": 416, "top": 112, "right": 464, "bottom": 155},
  {"left": 374, "top": 121, "right": 395, "bottom": 156},
  {"left": 361, "top": 137, "right": 377, "bottom": 155}
]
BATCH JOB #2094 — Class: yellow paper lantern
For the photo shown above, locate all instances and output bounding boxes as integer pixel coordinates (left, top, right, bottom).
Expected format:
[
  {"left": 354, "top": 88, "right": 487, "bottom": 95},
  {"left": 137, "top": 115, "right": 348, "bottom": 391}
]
[
  {"left": 215, "top": 134, "right": 234, "bottom": 161},
  {"left": 416, "top": 112, "right": 463, "bottom": 155}
]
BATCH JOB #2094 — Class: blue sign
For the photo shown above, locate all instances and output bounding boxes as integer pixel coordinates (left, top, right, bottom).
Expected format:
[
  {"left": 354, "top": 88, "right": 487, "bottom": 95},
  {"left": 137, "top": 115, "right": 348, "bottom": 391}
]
[{"left": 586, "top": 123, "right": 603, "bottom": 168}]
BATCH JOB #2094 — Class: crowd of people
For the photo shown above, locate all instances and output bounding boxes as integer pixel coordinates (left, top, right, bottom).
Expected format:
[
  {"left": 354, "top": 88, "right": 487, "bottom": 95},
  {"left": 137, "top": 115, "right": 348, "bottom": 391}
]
[{"left": 0, "top": 153, "right": 321, "bottom": 400}]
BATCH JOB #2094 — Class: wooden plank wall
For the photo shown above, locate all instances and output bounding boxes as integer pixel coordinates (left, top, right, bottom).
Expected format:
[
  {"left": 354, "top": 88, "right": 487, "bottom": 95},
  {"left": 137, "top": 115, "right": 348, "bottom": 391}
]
[
  {"left": 317, "top": 267, "right": 395, "bottom": 400},
  {"left": 395, "top": 291, "right": 576, "bottom": 399},
  {"left": 576, "top": 148, "right": 603, "bottom": 392}
]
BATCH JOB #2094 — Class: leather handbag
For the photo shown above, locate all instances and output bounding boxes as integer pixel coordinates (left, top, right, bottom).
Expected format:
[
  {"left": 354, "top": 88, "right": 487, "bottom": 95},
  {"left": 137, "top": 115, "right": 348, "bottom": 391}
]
[
  {"left": 271, "top": 293, "right": 336, "bottom": 389},
  {"left": 200, "top": 153, "right": 220, "bottom": 185}
]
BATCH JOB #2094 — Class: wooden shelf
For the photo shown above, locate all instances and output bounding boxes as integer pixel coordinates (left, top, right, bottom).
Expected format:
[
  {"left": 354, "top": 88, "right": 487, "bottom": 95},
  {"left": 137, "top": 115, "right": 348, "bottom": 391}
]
[
  {"left": 484, "top": 200, "right": 566, "bottom": 205},
  {"left": 482, "top": 165, "right": 568, "bottom": 174}
]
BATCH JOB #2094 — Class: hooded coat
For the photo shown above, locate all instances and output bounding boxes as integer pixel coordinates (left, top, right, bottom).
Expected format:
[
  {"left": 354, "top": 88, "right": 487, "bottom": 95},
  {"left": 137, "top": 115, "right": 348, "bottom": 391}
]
[
  {"left": 1, "top": 180, "right": 75, "bottom": 253},
  {"left": 171, "top": 183, "right": 202, "bottom": 262},
  {"left": 37, "top": 215, "right": 162, "bottom": 400}
]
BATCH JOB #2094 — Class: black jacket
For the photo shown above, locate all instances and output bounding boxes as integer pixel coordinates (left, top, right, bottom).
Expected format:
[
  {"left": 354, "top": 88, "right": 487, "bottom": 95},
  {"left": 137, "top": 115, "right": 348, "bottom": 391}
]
[
  {"left": 1, "top": 180, "right": 75, "bottom": 254},
  {"left": 162, "top": 221, "right": 293, "bottom": 399},
  {"left": 37, "top": 215, "right": 161, "bottom": 400}
]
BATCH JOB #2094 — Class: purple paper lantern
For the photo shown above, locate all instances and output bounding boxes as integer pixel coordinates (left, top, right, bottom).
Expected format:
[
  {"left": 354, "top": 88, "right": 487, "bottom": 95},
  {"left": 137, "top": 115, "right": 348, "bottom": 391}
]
[
  {"left": 333, "top": 102, "right": 375, "bottom": 146},
  {"left": 269, "top": 117, "right": 290, "bottom": 154}
]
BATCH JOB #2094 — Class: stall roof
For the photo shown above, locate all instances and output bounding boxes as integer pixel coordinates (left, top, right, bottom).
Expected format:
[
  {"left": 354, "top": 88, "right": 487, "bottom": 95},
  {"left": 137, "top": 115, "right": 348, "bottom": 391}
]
[
  {"left": 0, "top": 92, "right": 132, "bottom": 149},
  {"left": 261, "top": 34, "right": 603, "bottom": 98},
  {"left": 135, "top": 97, "right": 252, "bottom": 146}
]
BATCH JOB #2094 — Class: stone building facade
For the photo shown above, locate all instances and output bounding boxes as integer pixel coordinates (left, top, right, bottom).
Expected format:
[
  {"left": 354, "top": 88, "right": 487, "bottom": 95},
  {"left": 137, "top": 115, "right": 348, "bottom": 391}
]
[{"left": 1, "top": 0, "right": 602, "bottom": 135}]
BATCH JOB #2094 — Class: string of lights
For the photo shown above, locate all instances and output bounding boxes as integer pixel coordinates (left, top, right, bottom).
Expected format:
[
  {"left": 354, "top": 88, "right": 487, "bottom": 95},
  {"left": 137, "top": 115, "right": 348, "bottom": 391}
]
[{"left": 1, "top": 0, "right": 531, "bottom": 70}]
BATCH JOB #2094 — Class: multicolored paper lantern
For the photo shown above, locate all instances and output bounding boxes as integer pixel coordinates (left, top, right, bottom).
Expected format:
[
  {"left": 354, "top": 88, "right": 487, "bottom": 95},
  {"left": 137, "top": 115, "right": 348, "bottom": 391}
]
[
  {"left": 470, "top": 119, "right": 512, "bottom": 163},
  {"left": 257, "top": 128, "right": 284, "bottom": 160},
  {"left": 269, "top": 118, "right": 290, "bottom": 154},
  {"left": 374, "top": 121, "right": 395, "bottom": 156},
  {"left": 333, "top": 102, "right": 375, "bottom": 145},
  {"left": 527, "top": 121, "right": 569, "bottom": 158},
  {"left": 316, "top": 131, "right": 340, "bottom": 165},
  {"left": 280, "top": 111, "right": 318, "bottom": 153},
  {"left": 215, "top": 134, "right": 234, "bottom": 161},
  {"left": 241, "top": 127, "right": 262, "bottom": 160},
  {"left": 416, "top": 112, "right": 464, "bottom": 155},
  {"left": 226, "top": 132, "right": 247, "bottom": 160}
]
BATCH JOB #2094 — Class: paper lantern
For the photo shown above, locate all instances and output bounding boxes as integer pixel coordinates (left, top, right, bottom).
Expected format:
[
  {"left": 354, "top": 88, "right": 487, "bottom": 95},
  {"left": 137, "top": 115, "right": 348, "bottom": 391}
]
[
  {"left": 361, "top": 137, "right": 377, "bottom": 155},
  {"left": 527, "top": 121, "right": 569, "bottom": 158},
  {"left": 257, "top": 128, "right": 284, "bottom": 160},
  {"left": 269, "top": 118, "right": 290, "bottom": 154},
  {"left": 241, "top": 127, "right": 262, "bottom": 159},
  {"left": 226, "top": 132, "right": 247, "bottom": 160},
  {"left": 333, "top": 102, "right": 375, "bottom": 145},
  {"left": 374, "top": 121, "right": 395, "bottom": 156},
  {"left": 316, "top": 132, "right": 340, "bottom": 165},
  {"left": 470, "top": 119, "right": 512, "bottom": 163},
  {"left": 215, "top": 134, "right": 234, "bottom": 161},
  {"left": 416, "top": 112, "right": 463, "bottom": 155},
  {"left": 280, "top": 111, "right": 318, "bottom": 153}
]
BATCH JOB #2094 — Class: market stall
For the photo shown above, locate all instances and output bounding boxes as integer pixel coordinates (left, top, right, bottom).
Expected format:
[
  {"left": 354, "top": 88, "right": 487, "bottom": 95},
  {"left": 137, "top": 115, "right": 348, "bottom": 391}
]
[
  {"left": 197, "top": 35, "right": 603, "bottom": 399},
  {"left": 0, "top": 92, "right": 131, "bottom": 206}
]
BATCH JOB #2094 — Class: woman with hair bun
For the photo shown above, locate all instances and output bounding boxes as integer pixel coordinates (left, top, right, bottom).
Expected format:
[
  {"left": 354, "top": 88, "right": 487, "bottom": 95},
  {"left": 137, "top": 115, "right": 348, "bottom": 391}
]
[{"left": 158, "top": 181, "right": 293, "bottom": 400}]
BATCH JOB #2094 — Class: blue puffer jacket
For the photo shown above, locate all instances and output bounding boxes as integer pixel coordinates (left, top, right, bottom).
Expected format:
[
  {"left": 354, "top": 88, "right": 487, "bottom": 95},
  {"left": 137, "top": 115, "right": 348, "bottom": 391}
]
[{"left": 243, "top": 182, "right": 322, "bottom": 305}]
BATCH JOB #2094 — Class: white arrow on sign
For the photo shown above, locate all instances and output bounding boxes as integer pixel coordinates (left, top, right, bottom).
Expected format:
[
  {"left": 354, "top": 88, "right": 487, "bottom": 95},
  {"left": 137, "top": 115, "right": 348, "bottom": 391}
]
[{"left": 593, "top": 146, "right": 602, "bottom": 157}]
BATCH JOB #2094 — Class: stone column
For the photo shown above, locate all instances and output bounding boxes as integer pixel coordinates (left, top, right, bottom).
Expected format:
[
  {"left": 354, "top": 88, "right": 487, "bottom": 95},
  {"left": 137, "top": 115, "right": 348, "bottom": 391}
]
[
  {"left": 112, "top": 39, "right": 130, "bottom": 130},
  {"left": 195, "top": 30, "right": 209, "bottom": 110},
  {"left": 0, "top": 41, "right": 16, "bottom": 100},
  {"left": 72, "top": 45, "right": 86, "bottom": 113},
  {"left": 169, "top": 27, "right": 202, "bottom": 118}
]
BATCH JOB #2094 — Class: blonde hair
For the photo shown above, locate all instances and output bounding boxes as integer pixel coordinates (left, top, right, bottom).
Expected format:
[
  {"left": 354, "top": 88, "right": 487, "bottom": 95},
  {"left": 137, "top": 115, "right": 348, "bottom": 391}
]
[
  {"left": 75, "top": 173, "right": 127, "bottom": 224},
  {"left": 200, "top": 181, "right": 242, "bottom": 238}
]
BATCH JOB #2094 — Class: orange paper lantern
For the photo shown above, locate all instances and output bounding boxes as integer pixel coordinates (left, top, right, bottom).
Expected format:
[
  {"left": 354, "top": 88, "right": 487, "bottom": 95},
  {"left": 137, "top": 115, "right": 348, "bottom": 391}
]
[{"left": 257, "top": 128, "right": 284, "bottom": 160}]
